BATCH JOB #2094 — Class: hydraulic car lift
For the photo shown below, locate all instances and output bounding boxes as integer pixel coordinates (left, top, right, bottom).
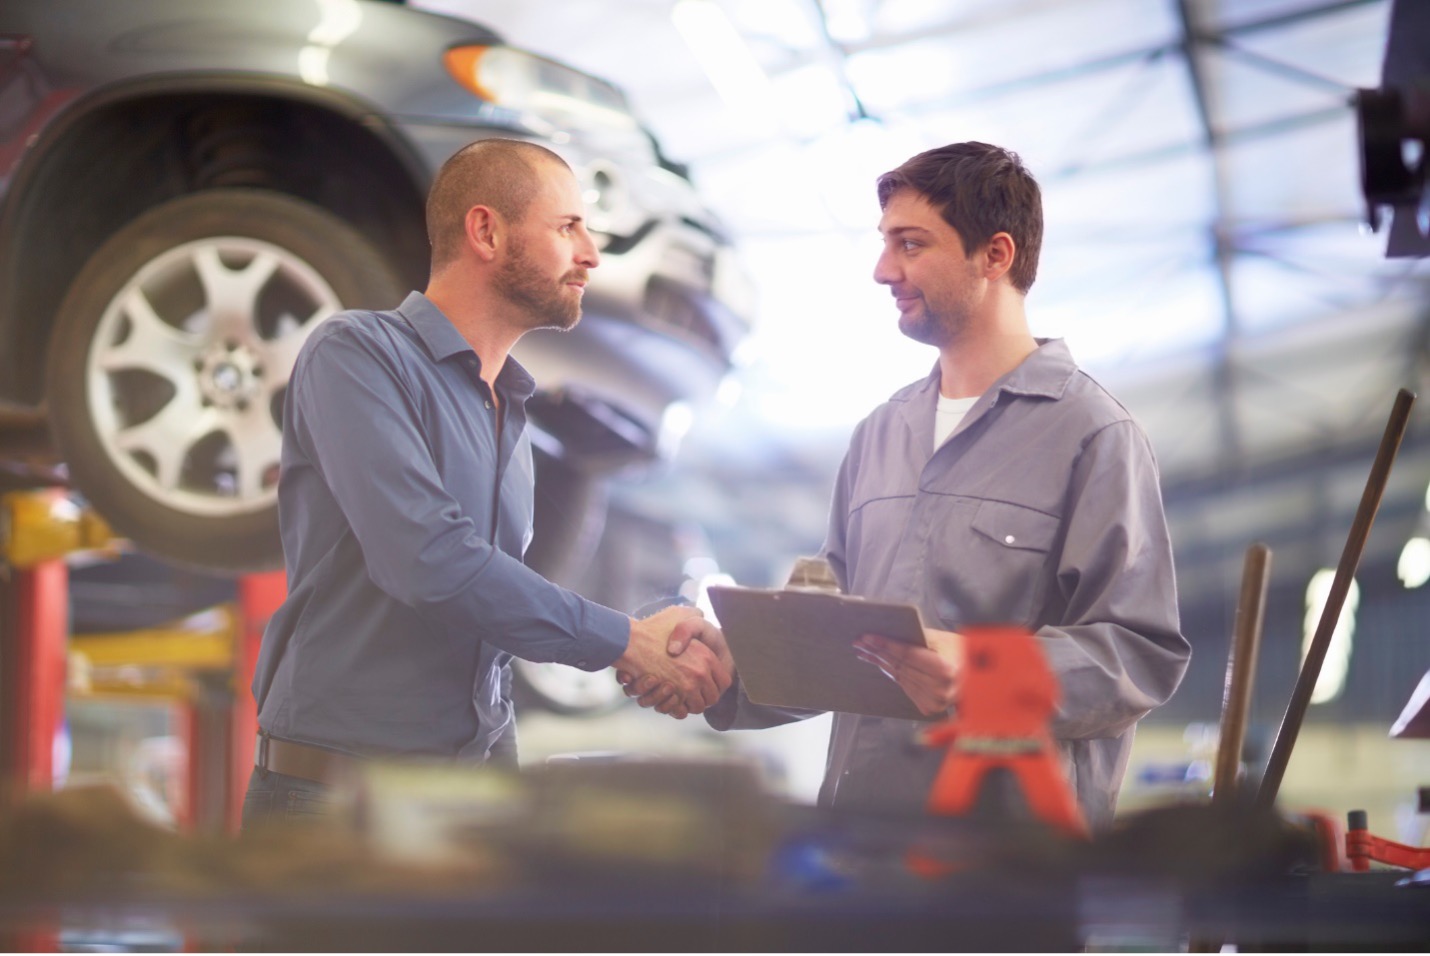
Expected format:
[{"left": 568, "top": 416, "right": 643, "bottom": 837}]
[{"left": 0, "top": 487, "right": 284, "bottom": 833}]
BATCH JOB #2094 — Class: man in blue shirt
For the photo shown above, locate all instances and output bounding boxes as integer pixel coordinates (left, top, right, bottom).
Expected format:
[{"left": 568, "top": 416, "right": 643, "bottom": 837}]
[{"left": 244, "top": 139, "right": 732, "bottom": 826}]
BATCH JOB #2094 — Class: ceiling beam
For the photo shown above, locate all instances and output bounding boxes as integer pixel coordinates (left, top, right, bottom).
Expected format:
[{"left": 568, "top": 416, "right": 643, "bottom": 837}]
[
  {"left": 1177, "top": 0, "right": 1244, "bottom": 471},
  {"left": 1219, "top": 0, "right": 1384, "bottom": 39},
  {"left": 1162, "top": 411, "right": 1430, "bottom": 500}
]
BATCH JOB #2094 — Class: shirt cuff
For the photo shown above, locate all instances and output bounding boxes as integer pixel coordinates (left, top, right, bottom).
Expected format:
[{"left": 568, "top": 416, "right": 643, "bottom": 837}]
[
  {"left": 575, "top": 600, "right": 631, "bottom": 671},
  {"left": 703, "top": 679, "right": 743, "bottom": 731}
]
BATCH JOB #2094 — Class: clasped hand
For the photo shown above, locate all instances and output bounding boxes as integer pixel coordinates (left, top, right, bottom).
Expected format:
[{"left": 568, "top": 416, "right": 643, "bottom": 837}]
[
  {"left": 613, "top": 606, "right": 734, "bottom": 719},
  {"left": 615, "top": 612, "right": 962, "bottom": 720}
]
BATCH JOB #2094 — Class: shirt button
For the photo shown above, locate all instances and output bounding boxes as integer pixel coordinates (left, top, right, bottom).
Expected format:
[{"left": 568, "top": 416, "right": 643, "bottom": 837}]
[
  {"left": 484, "top": 400, "right": 492, "bottom": 409},
  {"left": 1004, "top": 534, "right": 1016, "bottom": 544},
  {"left": 576, "top": 659, "right": 588, "bottom": 669}
]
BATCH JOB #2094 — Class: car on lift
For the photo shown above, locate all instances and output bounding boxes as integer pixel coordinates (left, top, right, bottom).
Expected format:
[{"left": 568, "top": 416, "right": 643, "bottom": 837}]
[{"left": 0, "top": 0, "right": 750, "bottom": 592}]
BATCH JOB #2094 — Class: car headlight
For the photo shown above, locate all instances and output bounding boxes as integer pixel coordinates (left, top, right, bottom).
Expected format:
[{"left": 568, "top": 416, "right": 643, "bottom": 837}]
[{"left": 444, "top": 45, "right": 640, "bottom": 137}]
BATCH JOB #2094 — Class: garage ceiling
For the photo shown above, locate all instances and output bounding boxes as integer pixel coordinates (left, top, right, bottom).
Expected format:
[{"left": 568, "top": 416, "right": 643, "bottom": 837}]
[{"left": 424, "top": 0, "right": 1430, "bottom": 611}]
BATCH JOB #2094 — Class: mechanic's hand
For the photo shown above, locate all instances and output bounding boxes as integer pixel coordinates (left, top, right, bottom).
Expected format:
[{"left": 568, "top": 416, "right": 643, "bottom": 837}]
[
  {"left": 617, "top": 618, "right": 734, "bottom": 719},
  {"left": 854, "top": 627, "right": 964, "bottom": 716},
  {"left": 613, "top": 607, "right": 731, "bottom": 717}
]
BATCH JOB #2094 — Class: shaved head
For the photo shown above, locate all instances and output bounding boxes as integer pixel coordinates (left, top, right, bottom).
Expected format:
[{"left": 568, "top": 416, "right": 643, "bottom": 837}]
[{"left": 426, "top": 138, "right": 572, "bottom": 272}]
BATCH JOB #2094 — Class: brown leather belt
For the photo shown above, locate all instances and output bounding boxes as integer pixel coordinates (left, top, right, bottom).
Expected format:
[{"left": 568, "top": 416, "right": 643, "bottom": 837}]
[{"left": 255, "top": 733, "right": 361, "bottom": 785}]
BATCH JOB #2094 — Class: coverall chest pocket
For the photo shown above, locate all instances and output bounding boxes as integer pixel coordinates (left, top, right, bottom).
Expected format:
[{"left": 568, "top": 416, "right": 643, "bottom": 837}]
[{"left": 937, "top": 499, "right": 1059, "bottom": 627}]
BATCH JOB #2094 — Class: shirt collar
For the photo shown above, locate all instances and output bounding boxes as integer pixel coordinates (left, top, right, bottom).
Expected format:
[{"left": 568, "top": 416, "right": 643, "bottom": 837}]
[
  {"left": 899, "top": 337, "right": 1076, "bottom": 447},
  {"left": 993, "top": 337, "right": 1078, "bottom": 400},
  {"left": 909, "top": 337, "right": 1077, "bottom": 403},
  {"left": 395, "top": 291, "right": 537, "bottom": 399}
]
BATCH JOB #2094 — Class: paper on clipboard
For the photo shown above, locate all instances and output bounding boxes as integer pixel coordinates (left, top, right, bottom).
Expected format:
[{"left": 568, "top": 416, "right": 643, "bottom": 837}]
[{"left": 706, "top": 585, "right": 932, "bottom": 721}]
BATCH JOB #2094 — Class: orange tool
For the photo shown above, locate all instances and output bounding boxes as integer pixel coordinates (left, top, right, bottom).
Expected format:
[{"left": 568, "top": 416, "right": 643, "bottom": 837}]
[{"left": 920, "top": 625, "right": 1087, "bottom": 838}]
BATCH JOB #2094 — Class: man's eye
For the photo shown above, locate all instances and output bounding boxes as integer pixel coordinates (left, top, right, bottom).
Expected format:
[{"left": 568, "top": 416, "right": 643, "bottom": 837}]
[{"left": 902, "top": 240, "right": 920, "bottom": 252}]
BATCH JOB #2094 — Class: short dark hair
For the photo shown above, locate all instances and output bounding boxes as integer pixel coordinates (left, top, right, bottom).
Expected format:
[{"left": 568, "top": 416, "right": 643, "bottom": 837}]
[
  {"left": 877, "top": 142, "right": 1042, "bottom": 294},
  {"left": 426, "top": 138, "right": 571, "bottom": 271}
]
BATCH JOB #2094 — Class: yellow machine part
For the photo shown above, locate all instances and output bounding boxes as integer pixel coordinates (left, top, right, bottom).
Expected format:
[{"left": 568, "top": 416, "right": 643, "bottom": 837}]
[
  {"left": 69, "top": 607, "right": 237, "bottom": 701},
  {"left": 2, "top": 490, "right": 119, "bottom": 568}
]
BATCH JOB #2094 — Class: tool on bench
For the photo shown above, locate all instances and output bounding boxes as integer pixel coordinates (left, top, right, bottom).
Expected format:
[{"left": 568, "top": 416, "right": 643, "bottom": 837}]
[
  {"left": 919, "top": 625, "right": 1086, "bottom": 837},
  {"left": 909, "top": 625, "right": 1085, "bottom": 877}
]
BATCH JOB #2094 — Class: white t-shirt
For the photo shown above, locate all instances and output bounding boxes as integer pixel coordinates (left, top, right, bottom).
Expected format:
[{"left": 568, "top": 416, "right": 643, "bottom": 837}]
[{"left": 935, "top": 394, "right": 979, "bottom": 448}]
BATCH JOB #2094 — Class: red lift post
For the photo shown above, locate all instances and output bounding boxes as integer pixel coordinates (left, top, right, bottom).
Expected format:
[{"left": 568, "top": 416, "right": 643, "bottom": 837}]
[
  {"left": 2, "top": 488, "right": 280, "bottom": 833},
  {"left": 0, "top": 489, "right": 109, "bottom": 802}
]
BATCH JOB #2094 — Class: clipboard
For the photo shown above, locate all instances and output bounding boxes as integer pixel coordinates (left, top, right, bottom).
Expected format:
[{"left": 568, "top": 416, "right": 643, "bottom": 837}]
[{"left": 706, "top": 585, "right": 932, "bottom": 721}]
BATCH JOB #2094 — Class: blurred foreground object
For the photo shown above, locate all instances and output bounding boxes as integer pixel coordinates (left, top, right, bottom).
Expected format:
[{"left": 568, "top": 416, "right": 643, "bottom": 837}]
[
  {"left": 2, "top": 760, "right": 1427, "bottom": 950},
  {"left": 917, "top": 627, "right": 1086, "bottom": 850}
]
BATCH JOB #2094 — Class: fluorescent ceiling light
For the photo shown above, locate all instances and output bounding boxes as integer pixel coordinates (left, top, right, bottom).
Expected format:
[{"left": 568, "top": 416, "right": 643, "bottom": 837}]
[
  {"left": 672, "top": 0, "right": 778, "bottom": 133},
  {"left": 820, "top": 0, "right": 872, "bottom": 43}
]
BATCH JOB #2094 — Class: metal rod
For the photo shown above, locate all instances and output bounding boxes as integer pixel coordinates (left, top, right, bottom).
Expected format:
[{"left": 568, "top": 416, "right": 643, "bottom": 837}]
[
  {"left": 1214, "top": 543, "right": 1271, "bottom": 807},
  {"left": 1256, "top": 388, "right": 1417, "bottom": 811}
]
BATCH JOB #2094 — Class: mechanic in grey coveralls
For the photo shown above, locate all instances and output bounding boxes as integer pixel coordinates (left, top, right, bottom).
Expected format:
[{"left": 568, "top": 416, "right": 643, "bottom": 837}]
[{"left": 624, "top": 142, "right": 1190, "bottom": 832}]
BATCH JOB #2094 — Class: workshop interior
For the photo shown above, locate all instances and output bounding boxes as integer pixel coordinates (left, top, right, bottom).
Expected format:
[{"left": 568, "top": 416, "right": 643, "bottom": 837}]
[{"left": 1, "top": 0, "right": 1429, "bottom": 951}]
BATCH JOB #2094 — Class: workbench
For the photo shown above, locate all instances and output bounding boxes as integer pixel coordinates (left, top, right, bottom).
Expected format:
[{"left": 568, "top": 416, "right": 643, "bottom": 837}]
[{"left": 1, "top": 796, "right": 1426, "bottom": 952}]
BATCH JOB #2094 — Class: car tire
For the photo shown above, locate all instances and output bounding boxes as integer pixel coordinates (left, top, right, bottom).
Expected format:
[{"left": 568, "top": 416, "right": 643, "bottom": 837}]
[{"left": 45, "top": 189, "right": 404, "bottom": 573}]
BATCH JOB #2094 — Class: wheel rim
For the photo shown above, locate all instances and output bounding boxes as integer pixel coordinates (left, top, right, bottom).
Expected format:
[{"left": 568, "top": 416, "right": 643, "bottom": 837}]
[{"left": 85, "top": 236, "right": 341, "bottom": 517}]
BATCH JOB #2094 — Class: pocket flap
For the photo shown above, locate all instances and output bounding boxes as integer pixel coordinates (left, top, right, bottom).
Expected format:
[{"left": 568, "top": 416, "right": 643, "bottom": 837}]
[{"left": 970, "top": 500, "right": 1059, "bottom": 552}]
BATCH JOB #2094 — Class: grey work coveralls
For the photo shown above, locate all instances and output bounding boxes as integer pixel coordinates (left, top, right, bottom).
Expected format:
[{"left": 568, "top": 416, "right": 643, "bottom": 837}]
[{"left": 706, "top": 339, "right": 1191, "bottom": 831}]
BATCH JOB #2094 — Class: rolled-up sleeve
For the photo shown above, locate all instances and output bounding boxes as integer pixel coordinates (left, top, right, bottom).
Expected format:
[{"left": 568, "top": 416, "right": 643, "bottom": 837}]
[
  {"left": 290, "top": 328, "right": 629, "bottom": 670},
  {"left": 1038, "top": 420, "right": 1190, "bottom": 738}
]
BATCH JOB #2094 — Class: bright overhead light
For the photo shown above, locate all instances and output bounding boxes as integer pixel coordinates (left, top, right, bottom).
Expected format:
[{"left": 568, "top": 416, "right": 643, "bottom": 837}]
[
  {"left": 820, "top": 0, "right": 872, "bottom": 43},
  {"left": 1399, "top": 536, "right": 1430, "bottom": 589},
  {"left": 672, "top": 0, "right": 778, "bottom": 133},
  {"left": 1302, "top": 569, "right": 1358, "bottom": 705}
]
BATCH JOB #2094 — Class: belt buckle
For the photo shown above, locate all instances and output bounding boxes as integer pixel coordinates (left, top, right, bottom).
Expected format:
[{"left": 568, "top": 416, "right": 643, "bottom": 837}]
[{"left": 255, "top": 731, "right": 270, "bottom": 769}]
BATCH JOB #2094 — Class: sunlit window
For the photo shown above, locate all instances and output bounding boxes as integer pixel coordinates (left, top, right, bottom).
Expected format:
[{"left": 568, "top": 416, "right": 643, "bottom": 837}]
[
  {"left": 1399, "top": 536, "right": 1430, "bottom": 589},
  {"left": 1302, "top": 569, "right": 1358, "bottom": 705}
]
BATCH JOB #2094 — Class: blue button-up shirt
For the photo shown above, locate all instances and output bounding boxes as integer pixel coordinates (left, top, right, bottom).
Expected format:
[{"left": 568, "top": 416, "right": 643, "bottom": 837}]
[{"left": 253, "top": 292, "right": 630, "bottom": 760}]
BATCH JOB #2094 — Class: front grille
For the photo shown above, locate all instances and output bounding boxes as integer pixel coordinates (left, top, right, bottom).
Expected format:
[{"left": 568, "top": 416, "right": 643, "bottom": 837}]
[{"left": 641, "top": 276, "right": 723, "bottom": 355}]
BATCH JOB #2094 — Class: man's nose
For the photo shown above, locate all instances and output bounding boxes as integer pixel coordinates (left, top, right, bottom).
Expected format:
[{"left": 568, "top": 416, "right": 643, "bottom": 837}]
[
  {"left": 873, "top": 248, "right": 898, "bottom": 285},
  {"left": 577, "top": 231, "right": 600, "bottom": 269}
]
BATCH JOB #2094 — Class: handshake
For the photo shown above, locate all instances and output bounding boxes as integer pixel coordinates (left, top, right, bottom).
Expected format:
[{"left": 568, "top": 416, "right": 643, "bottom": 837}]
[
  {"left": 609, "top": 604, "right": 965, "bottom": 721},
  {"left": 612, "top": 605, "right": 734, "bottom": 719}
]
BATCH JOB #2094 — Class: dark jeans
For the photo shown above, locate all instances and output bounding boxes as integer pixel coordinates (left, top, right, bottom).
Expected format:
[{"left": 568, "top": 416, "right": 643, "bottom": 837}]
[{"left": 241, "top": 767, "right": 332, "bottom": 830}]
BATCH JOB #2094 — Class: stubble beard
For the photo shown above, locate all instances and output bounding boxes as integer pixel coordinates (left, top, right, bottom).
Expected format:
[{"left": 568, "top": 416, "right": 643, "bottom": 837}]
[
  {"left": 495, "top": 237, "right": 584, "bottom": 332},
  {"left": 898, "top": 299, "right": 964, "bottom": 348}
]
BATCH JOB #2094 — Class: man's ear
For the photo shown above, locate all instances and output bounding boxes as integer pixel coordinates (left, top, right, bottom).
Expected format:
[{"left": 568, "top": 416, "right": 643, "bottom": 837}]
[
  {"left": 464, "top": 205, "right": 501, "bottom": 262},
  {"left": 983, "top": 232, "right": 1016, "bottom": 283}
]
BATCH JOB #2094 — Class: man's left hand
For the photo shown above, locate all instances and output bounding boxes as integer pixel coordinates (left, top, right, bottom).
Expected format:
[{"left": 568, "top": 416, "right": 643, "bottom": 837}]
[{"left": 854, "top": 627, "right": 964, "bottom": 716}]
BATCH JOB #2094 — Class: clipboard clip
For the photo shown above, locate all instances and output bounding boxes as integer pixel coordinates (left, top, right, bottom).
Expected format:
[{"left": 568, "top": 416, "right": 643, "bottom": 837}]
[{"left": 785, "top": 556, "right": 842, "bottom": 593}]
